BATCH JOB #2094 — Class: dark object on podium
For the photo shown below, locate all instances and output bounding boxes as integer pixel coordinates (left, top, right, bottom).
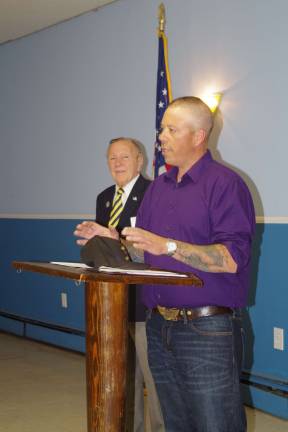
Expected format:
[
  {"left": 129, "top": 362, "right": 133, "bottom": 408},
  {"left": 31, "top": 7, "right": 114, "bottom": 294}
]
[{"left": 81, "top": 235, "right": 150, "bottom": 270}]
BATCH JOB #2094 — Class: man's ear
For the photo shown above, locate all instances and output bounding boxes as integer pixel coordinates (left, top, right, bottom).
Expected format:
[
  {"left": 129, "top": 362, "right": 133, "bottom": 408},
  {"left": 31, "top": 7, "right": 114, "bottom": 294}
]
[
  {"left": 137, "top": 152, "right": 144, "bottom": 171},
  {"left": 194, "top": 129, "right": 207, "bottom": 147}
]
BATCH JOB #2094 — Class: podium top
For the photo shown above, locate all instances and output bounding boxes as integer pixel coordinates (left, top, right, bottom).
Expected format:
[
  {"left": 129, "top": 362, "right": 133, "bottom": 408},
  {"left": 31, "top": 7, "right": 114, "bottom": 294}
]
[{"left": 12, "top": 261, "right": 203, "bottom": 287}]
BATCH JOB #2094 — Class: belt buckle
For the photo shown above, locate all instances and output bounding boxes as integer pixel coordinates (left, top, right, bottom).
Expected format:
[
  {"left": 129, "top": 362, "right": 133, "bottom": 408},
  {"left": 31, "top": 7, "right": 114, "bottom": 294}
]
[{"left": 157, "top": 305, "right": 179, "bottom": 321}]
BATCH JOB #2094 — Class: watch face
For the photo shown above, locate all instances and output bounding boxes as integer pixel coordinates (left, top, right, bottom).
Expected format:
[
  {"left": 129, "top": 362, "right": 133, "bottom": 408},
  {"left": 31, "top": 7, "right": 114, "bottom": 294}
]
[{"left": 167, "top": 241, "right": 177, "bottom": 256}]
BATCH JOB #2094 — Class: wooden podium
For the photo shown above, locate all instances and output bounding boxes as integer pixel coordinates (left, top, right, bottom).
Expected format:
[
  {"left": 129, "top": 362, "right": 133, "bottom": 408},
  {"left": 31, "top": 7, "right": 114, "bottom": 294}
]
[{"left": 12, "top": 261, "right": 202, "bottom": 432}]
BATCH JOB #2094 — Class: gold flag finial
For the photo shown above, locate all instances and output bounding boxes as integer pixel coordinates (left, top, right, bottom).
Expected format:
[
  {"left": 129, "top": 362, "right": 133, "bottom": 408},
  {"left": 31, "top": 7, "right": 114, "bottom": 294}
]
[{"left": 158, "top": 3, "right": 166, "bottom": 32}]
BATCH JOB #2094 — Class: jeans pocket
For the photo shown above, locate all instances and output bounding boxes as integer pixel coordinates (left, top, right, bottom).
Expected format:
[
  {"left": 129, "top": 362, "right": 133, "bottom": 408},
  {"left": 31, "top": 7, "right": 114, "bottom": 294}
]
[{"left": 189, "top": 314, "right": 233, "bottom": 336}]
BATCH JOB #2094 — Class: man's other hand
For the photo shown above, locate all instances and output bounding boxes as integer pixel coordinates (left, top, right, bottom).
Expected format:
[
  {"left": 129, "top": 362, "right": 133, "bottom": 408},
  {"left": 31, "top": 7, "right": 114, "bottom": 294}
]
[{"left": 74, "top": 221, "right": 119, "bottom": 246}]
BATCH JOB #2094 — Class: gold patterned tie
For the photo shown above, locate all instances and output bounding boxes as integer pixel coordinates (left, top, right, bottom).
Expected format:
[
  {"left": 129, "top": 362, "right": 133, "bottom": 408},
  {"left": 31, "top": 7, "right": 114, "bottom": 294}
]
[{"left": 108, "top": 187, "right": 124, "bottom": 228}]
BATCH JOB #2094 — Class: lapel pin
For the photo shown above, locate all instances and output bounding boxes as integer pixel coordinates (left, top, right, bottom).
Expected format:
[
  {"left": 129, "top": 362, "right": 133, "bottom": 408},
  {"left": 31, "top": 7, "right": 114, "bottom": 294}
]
[
  {"left": 132, "top": 196, "right": 138, "bottom": 201},
  {"left": 106, "top": 201, "right": 110, "bottom": 208}
]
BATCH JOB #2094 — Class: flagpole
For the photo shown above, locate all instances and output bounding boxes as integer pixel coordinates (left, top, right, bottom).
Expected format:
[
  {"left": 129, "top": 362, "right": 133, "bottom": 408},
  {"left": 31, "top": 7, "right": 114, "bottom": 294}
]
[
  {"left": 157, "top": 4, "right": 172, "bottom": 100},
  {"left": 153, "top": 3, "right": 172, "bottom": 178},
  {"left": 158, "top": 3, "right": 166, "bottom": 33}
]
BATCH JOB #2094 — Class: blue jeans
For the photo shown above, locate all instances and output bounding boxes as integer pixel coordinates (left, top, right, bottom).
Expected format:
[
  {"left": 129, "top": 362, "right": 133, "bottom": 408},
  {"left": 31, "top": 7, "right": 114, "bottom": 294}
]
[{"left": 146, "top": 310, "right": 246, "bottom": 432}]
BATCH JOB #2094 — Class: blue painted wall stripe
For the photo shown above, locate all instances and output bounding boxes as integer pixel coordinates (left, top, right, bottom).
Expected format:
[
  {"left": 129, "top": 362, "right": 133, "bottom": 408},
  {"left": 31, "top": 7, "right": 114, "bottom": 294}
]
[{"left": 1, "top": 218, "right": 287, "bottom": 418}]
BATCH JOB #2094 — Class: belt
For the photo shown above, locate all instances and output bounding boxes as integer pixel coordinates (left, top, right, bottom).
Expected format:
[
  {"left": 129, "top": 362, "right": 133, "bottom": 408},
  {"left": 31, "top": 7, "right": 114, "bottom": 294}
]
[{"left": 152, "top": 305, "right": 232, "bottom": 321}]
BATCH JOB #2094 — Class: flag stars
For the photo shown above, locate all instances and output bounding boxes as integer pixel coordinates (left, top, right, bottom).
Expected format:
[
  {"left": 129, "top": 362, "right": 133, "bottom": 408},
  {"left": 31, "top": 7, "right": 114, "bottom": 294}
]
[{"left": 154, "top": 38, "right": 171, "bottom": 177}]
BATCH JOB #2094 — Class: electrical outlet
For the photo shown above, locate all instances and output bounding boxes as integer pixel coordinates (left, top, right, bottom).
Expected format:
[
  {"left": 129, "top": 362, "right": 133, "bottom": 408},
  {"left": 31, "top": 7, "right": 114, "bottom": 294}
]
[
  {"left": 273, "top": 327, "right": 284, "bottom": 351},
  {"left": 61, "top": 292, "right": 68, "bottom": 308}
]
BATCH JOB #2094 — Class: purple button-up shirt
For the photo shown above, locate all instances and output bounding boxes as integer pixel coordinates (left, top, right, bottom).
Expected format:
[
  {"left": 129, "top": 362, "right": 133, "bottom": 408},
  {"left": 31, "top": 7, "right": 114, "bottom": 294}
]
[{"left": 136, "top": 150, "right": 255, "bottom": 308}]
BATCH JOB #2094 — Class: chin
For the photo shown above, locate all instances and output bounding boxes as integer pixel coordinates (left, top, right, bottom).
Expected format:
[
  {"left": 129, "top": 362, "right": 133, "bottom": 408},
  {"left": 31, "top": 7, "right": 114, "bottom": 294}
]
[{"left": 115, "top": 175, "right": 126, "bottom": 182}]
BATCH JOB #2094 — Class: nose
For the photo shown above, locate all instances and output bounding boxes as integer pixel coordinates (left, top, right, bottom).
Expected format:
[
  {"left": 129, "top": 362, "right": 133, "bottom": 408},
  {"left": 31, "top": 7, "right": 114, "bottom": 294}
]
[
  {"left": 159, "top": 128, "right": 166, "bottom": 143},
  {"left": 114, "top": 157, "right": 122, "bottom": 166}
]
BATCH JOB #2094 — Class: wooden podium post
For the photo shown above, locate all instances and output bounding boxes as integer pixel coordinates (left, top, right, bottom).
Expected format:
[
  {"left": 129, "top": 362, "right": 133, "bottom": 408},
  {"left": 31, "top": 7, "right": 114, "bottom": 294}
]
[{"left": 12, "top": 261, "right": 202, "bottom": 432}]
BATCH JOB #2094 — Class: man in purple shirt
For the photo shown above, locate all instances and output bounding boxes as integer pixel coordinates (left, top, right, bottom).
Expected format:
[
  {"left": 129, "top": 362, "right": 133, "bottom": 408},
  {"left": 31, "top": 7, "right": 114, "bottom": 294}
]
[{"left": 123, "top": 97, "right": 255, "bottom": 432}]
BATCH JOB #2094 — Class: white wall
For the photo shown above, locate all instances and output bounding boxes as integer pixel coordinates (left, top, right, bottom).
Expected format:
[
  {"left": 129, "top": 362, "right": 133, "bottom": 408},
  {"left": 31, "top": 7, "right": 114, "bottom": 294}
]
[{"left": 1, "top": 0, "right": 287, "bottom": 217}]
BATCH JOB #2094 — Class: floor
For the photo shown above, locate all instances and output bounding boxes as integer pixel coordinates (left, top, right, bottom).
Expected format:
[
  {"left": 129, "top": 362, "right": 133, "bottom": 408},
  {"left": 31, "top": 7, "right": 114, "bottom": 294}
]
[{"left": 0, "top": 332, "right": 287, "bottom": 432}]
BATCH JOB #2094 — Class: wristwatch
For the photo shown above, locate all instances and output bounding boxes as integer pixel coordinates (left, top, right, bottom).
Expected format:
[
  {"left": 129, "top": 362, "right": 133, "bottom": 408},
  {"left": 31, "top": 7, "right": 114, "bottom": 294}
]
[{"left": 166, "top": 240, "right": 177, "bottom": 256}]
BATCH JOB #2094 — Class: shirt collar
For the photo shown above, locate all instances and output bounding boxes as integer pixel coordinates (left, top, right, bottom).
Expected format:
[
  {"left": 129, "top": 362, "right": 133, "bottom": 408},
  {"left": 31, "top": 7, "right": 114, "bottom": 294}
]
[
  {"left": 164, "top": 150, "right": 213, "bottom": 184},
  {"left": 116, "top": 174, "right": 140, "bottom": 197}
]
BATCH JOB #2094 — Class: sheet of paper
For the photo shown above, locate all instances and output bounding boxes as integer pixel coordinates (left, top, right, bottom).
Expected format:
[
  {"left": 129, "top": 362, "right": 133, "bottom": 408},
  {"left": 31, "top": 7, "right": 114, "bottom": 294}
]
[
  {"left": 98, "top": 266, "right": 188, "bottom": 277},
  {"left": 50, "top": 262, "right": 188, "bottom": 277},
  {"left": 50, "top": 261, "right": 92, "bottom": 269}
]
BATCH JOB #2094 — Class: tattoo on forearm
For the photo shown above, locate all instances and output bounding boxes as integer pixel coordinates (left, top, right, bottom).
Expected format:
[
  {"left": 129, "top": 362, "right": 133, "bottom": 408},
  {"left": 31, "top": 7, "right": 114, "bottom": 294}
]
[{"left": 175, "top": 241, "right": 235, "bottom": 273}]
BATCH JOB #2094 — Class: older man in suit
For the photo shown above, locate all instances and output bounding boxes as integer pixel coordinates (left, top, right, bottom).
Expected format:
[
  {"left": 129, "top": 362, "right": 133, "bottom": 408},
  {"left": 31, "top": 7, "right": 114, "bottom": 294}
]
[
  {"left": 96, "top": 138, "right": 150, "bottom": 233},
  {"left": 75, "top": 137, "right": 165, "bottom": 432}
]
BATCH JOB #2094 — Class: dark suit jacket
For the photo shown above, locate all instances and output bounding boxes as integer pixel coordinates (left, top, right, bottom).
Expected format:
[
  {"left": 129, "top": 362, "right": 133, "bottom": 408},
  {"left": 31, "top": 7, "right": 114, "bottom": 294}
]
[
  {"left": 95, "top": 174, "right": 151, "bottom": 321},
  {"left": 96, "top": 174, "right": 151, "bottom": 233}
]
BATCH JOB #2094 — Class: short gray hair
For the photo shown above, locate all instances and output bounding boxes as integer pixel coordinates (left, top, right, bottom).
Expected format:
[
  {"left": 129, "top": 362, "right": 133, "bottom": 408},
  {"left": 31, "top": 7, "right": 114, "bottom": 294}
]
[
  {"left": 169, "top": 96, "right": 214, "bottom": 137},
  {"left": 108, "top": 137, "right": 144, "bottom": 155}
]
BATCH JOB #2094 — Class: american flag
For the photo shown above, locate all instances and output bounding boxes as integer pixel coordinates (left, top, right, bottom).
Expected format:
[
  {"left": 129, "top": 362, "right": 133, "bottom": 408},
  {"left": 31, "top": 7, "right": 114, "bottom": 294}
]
[{"left": 153, "top": 31, "right": 172, "bottom": 178}]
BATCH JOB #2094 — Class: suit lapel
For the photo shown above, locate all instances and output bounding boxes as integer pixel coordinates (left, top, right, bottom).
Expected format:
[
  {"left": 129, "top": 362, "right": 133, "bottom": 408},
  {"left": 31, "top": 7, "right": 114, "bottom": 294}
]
[{"left": 103, "top": 187, "right": 115, "bottom": 225}]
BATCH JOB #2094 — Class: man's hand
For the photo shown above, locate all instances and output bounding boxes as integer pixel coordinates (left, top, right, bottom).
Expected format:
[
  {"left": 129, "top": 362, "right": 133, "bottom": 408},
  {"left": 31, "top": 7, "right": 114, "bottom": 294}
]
[
  {"left": 122, "top": 227, "right": 237, "bottom": 273},
  {"left": 74, "top": 221, "right": 119, "bottom": 246},
  {"left": 122, "top": 227, "right": 167, "bottom": 255}
]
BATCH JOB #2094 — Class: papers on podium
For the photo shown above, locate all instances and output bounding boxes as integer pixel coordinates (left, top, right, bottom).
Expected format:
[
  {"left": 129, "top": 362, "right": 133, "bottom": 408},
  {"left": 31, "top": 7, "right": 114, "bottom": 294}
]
[
  {"left": 50, "top": 262, "right": 188, "bottom": 278},
  {"left": 98, "top": 266, "right": 188, "bottom": 277},
  {"left": 50, "top": 261, "right": 91, "bottom": 268}
]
